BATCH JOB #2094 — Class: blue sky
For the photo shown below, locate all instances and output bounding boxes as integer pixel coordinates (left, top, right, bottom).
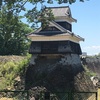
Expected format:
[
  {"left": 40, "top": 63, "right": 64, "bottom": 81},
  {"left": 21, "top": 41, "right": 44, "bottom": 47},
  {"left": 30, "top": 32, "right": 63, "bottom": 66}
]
[
  {"left": 69, "top": 0, "right": 100, "bottom": 55},
  {"left": 23, "top": 0, "right": 100, "bottom": 55}
]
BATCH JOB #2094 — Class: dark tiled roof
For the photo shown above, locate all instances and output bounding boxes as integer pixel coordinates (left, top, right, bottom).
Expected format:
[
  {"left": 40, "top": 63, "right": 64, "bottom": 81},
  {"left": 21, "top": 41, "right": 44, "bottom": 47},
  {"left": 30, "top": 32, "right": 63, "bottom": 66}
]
[
  {"left": 33, "top": 31, "right": 66, "bottom": 36},
  {"left": 48, "top": 6, "right": 70, "bottom": 17}
]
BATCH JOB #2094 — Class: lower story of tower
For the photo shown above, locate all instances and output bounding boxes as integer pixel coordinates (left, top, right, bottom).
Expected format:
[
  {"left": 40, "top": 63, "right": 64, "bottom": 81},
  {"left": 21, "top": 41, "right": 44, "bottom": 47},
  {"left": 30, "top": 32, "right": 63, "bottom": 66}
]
[{"left": 29, "top": 40, "right": 82, "bottom": 55}]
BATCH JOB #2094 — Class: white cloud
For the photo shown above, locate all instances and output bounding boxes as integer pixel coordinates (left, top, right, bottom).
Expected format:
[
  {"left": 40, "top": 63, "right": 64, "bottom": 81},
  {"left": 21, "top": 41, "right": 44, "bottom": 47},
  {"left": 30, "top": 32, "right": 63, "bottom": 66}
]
[
  {"left": 82, "top": 45, "right": 100, "bottom": 55},
  {"left": 83, "top": 46, "right": 100, "bottom": 50}
]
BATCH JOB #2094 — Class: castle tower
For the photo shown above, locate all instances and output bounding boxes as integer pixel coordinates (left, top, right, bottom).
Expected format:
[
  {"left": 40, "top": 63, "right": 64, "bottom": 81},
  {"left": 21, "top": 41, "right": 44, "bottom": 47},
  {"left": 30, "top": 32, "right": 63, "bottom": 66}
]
[
  {"left": 26, "top": 6, "right": 85, "bottom": 91},
  {"left": 27, "top": 6, "right": 84, "bottom": 65},
  {"left": 26, "top": 7, "right": 96, "bottom": 100}
]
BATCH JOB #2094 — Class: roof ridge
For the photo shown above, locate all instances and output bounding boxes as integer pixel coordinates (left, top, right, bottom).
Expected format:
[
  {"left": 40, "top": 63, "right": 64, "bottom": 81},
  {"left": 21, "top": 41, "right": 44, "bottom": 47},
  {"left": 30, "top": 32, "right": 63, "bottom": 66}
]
[{"left": 47, "top": 6, "right": 69, "bottom": 9}]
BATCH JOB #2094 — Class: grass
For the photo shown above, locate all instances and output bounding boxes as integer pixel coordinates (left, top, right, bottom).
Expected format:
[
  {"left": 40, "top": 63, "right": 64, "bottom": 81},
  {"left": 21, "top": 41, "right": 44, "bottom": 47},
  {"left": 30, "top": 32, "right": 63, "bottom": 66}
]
[
  {"left": 0, "top": 97, "right": 13, "bottom": 100},
  {"left": 98, "top": 88, "right": 100, "bottom": 100}
]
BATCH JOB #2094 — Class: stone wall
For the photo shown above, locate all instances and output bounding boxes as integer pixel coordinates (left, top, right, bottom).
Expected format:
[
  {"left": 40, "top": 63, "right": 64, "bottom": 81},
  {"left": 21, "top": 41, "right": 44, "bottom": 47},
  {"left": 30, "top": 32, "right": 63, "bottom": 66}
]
[{"left": 25, "top": 54, "right": 96, "bottom": 99}]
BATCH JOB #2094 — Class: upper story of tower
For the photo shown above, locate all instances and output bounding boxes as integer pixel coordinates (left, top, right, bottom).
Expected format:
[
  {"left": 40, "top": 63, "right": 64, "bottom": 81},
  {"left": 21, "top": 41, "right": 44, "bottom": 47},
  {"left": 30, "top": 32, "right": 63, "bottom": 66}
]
[
  {"left": 49, "top": 6, "right": 77, "bottom": 32},
  {"left": 50, "top": 6, "right": 77, "bottom": 23},
  {"left": 27, "top": 6, "right": 84, "bottom": 43}
]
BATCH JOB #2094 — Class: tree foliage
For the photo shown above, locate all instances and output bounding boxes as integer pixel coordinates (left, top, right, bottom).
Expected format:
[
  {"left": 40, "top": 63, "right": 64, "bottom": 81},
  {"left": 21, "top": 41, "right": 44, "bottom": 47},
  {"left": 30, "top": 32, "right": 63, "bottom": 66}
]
[{"left": 0, "top": 0, "right": 33, "bottom": 55}]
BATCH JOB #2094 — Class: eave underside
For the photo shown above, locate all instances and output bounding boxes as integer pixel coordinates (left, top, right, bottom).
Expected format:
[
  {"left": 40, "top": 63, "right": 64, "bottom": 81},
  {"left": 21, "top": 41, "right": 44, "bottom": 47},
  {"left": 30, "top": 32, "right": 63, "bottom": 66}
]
[{"left": 28, "top": 34, "right": 83, "bottom": 43}]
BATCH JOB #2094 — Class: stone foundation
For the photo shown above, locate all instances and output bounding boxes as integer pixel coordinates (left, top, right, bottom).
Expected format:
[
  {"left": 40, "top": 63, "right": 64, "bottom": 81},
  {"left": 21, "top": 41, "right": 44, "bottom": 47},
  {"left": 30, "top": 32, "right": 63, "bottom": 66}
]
[{"left": 25, "top": 54, "right": 96, "bottom": 99}]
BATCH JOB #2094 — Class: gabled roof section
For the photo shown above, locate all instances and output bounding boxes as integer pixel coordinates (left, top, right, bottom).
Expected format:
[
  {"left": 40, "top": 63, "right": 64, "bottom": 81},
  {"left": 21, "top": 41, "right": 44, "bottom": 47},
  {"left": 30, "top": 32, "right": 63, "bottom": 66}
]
[
  {"left": 48, "top": 6, "right": 77, "bottom": 22},
  {"left": 27, "top": 21, "right": 84, "bottom": 42},
  {"left": 27, "top": 21, "right": 69, "bottom": 36}
]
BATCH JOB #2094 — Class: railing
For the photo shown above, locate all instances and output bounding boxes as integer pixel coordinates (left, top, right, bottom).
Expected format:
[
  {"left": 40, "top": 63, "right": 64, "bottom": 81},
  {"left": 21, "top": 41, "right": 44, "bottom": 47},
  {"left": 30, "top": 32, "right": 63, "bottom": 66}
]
[
  {"left": 0, "top": 90, "right": 98, "bottom": 100},
  {"left": 39, "top": 91, "right": 98, "bottom": 100},
  {"left": 0, "top": 90, "right": 29, "bottom": 100}
]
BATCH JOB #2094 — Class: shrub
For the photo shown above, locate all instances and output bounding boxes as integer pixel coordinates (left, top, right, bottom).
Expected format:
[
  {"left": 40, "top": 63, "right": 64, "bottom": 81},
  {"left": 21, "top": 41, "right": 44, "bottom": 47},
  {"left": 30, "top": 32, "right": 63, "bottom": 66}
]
[{"left": 0, "top": 55, "right": 30, "bottom": 90}]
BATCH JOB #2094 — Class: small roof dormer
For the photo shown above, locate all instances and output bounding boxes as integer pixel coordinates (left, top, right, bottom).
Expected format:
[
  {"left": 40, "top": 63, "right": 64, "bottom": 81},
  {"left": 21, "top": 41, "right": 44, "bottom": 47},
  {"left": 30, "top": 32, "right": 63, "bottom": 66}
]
[{"left": 49, "top": 6, "right": 77, "bottom": 23}]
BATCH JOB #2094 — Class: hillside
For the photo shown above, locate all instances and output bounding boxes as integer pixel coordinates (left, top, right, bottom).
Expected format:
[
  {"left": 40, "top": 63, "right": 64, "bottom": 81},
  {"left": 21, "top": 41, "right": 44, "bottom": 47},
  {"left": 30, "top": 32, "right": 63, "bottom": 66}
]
[
  {"left": 0, "top": 56, "right": 24, "bottom": 63},
  {"left": 82, "top": 55, "right": 100, "bottom": 77},
  {"left": 0, "top": 55, "right": 29, "bottom": 90},
  {"left": 81, "top": 55, "right": 100, "bottom": 89}
]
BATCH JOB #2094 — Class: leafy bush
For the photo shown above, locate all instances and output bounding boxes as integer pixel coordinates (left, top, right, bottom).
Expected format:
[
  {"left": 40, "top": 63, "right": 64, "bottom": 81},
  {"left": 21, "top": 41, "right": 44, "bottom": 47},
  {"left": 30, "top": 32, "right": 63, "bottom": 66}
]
[
  {"left": 83, "top": 65, "right": 96, "bottom": 77},
  {"left": 0, "top": 55, "right": 30, "bottom": 90}
]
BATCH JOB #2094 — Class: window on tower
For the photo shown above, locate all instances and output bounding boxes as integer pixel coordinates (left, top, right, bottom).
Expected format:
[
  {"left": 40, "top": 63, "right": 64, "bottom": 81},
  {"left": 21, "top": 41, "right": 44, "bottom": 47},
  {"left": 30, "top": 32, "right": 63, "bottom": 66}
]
[{"left": 56, "top": 21, "right": 72, "bottom": 32}]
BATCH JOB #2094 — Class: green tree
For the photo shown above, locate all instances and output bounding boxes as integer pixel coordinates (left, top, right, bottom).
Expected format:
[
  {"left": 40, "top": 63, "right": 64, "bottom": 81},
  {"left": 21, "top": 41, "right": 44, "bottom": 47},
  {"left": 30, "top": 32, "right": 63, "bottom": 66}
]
[{"left": 0, "top": 0, "right": 33, "bottom": 55}]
